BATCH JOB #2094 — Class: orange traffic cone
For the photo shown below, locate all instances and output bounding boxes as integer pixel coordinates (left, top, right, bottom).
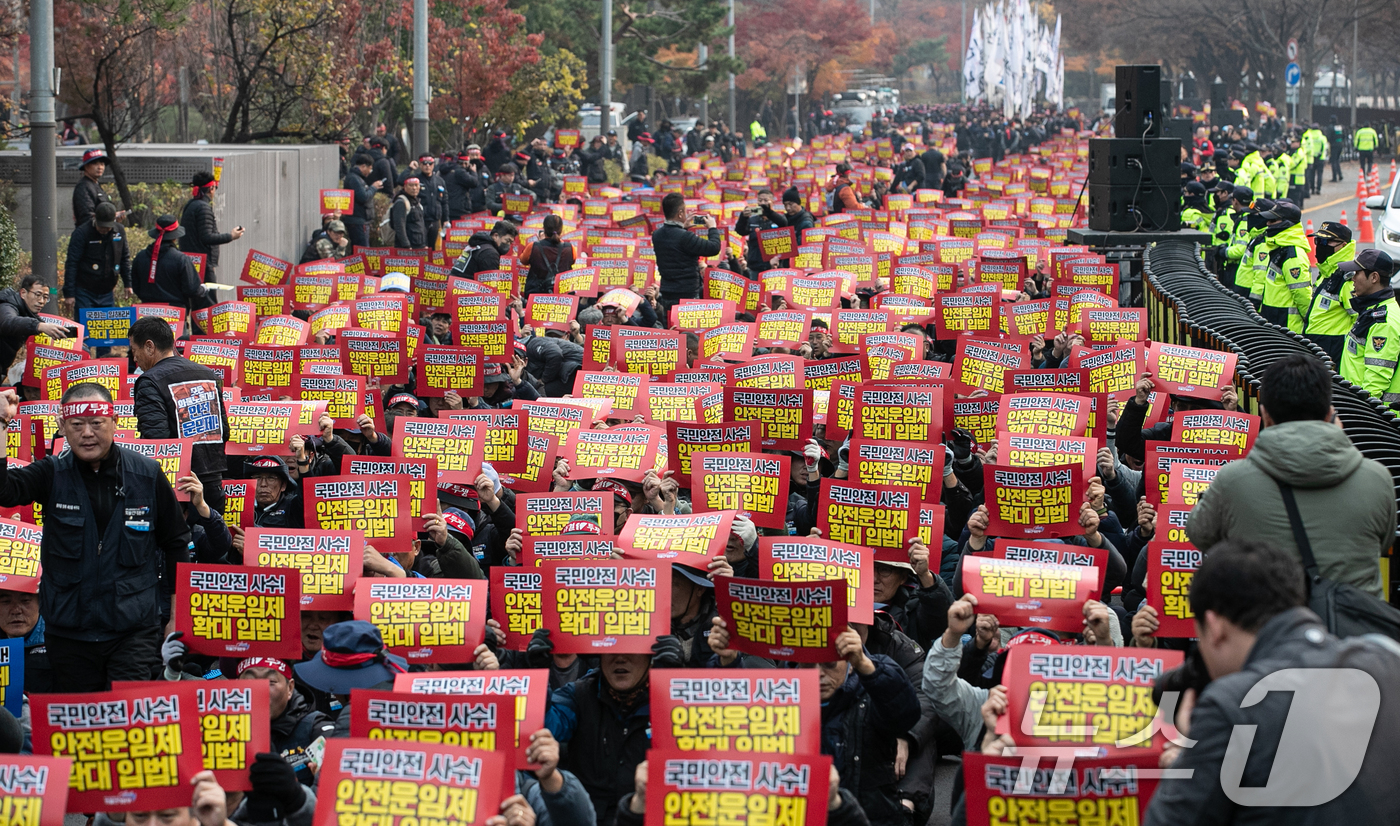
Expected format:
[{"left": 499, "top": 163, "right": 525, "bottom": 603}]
[
  {"left": 1357, "top": 170, "right": 1367, "bottom": 199},
  {"left": 1306, "top": 220, "right": 1318, "bottom": 265},
  {"left": 1370, "top": 169, "right": 1381, "bottom": 197},
  {"left": 1307, "top": 219, "right": 1315, "bottom": 233},
  {"left": 1341, "top": 209, "right": 1349, "bottom": 227},
  {"left": 1360, "top": 206, "right": 1375, "bottom": 244},
  {"left": 1391, "top": 158, "right": 1397, "bottom": 186}
]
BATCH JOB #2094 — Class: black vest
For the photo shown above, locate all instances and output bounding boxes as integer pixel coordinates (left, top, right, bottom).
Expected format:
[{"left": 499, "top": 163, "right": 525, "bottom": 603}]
[
  {"left": 558, "top": 675, "right": 652, "bottom": 826},
  {"left": 42, "top": 446, "right": 168, "bottom": 641}
]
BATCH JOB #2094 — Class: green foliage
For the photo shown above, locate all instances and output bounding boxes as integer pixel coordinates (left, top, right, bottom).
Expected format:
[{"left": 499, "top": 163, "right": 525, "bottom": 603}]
[
  {"left": 893, "top": 37, "right": 948, "bottom": 78},
  {"left": 123, "top": 181, "right": 189, "bottom": 246},
  {"left": 483, "top": 48, "right": 590, "bottom": 139},
  {"left": 0, "top": 204, "right": 20, "bottom": 287}
]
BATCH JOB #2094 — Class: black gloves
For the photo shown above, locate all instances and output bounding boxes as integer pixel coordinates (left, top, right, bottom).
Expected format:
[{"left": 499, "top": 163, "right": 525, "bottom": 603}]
[
  {"left": 244, "top": 752, "right": 306, "bottom": 821},
  {"left": 526, "top": 628, "right": 554, "bottom": 669},
  {"left": 947, "top": 427, "right": 976, "bottom": 473},
  {"left": 650, "top": 635, "right": 685, "bottom": 669}
]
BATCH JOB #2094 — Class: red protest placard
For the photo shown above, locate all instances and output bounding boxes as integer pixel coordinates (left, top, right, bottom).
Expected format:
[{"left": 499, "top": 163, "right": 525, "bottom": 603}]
[
  {"left": 573, "top": 371, "right": 643, "bottom": 416},
  {"left": 339, "top": 334, "right": 410, "bottom": 384},
  {"left": 416, "top": 345, "right": 485, "bottom": 398},
  {"left": 24, "top": 340, "right": 85, "bottom": 388},
  {"left": 1144, "top": 342, "right": 1237, "bottom": 399},
  {"left": 754, "top": 310, "right": 811, "bottom": 349},
  {"left": 352, "top": 294, "right": 412, "bottom": 333},
  {"left": 700, "top": 322, "right": 756, "bottom": 361},
  {"left": 391, "top": 669, "right": 549, "bottom": 769},
  {"left": 520, "top": 535, "right": 617, "bottom": 569},
  {"left": 240, "top": 249, "right": 293, "bottom": 287},
  {"left": 517, "top": 398, "right": 598, "bottom": 445},
  {"left": 649, "top": 670, "right": 822, "bottom": 754},
  {"left": 1173, "top": 409, "right": 1260, "bottom": 453},
  {"left": 445, "top": 409, "right": 527, "bottom": 473},
  {"left": 849, "top": 438, "right": 944, "bottom": 503},
  {"left": 645, "top": 749, "right": 832, "bottom": 826},
  {"left": 960, "top": 554, "right": 1099, "bottom": 631},
  {"left": 612, "top": 330, "right": 685, "bottom": 376},
  {"left": 936, "top": 292, "right": 996, "bottom": 339},
  {"left": 312, "top": 739, "right": 504, "bottom": 826},
  {"left": 490, "top": 567, "right": 542, "bottom": 650},
  {"left": 517, "top": 491, "right": 613, "bottom": 537},
  {"left": 724, "top": 388, "right": 812, "bottom": 450},
  {"left": 953, "top": 339, "right": 1029, "bottom": 395},
  {"left": 703, "top": 269, "right": 762, "bottom": 311},
  {"left": 173, "top": 563, "right": 301, "bottom": 659},
  {"left": 239, "top": 345, "right": 298, "bottom": 389},
  {"left": 42, "top": 358, "right": 126, "bottom": 400},
  {"left": 244, "top": 528, "right": 361, "bottom": 611},
  {"left": 255, "top": 314, "right": 309, "bottom": 346},
  {"left": 1143, "top": 442, "right": 1241, "bottom": 505},
  {"left": 225, "top": 401, "right": 325, "bottom": 456},
  {"left": 714, "top": 575, "right": 847, "bottom": 663},
  {"left": 237, "top": 285, "right": 290, "bottom": 317},
  {"left": 729, "top": 356, "right": 803, "bottom": 390},
  {"left": 996, "top": 392, "right": 1091, "bottom": 436},
  {"left": 343, "top": 456, "right": 436, "bottom": 528},
  {"left": 672, "top": 299, "right": 738, "bottom": 331},
  {"left": 221, "top": 479, "right": 255, "bottom": 528},
  {"left": 453, "top": 319, "right": 516, "bottom": 364},
  {"left": 354, "top": 578, "right": 487, "bottom": 663},
  {"left": 303, "top": 474, "right": 413, "bottom": 553},
  {"left": 524, "top": 294, "right": 579, "bottom": 332},
  {"left": 758, "top": 225, "right": 797, "bottom": 259},
  {"left": 348, "top": 689, "right": 517, "bottom": 762},
  {"left": 1003, "top": 367, "right": 1086, "bottom": 395},
  {"left": 290, "top": 273, "right": 337, "bottom": 310},
  {"left": 555, "top": 266, "right": 599, "bottom": 296},
  {"left": 120, "top": 439, "right": 195, "bottom": 501},
  {"left": 562, "top": 427, "right": 657, "bottom": 482},
  {"left": 291, "top": 373, "right": 370, "bottom": 429},
  {"left": 667, "top": 420, "right": 759, "bottom": 486},
  {"left": 497, "top": 432, "right": 560, "bottom": 493},
  {"left": 1147, "top": 542, "right": 1204, "bottom": 637},
  {"left": 0, "top": 518, "right": 41, "bottom": 592},
  {"left": 393, "top": 417, "right": 486, "bottom": 483},
  {"left": 0, "top": 754, "right": 71, "bottom": 826},
  {"left": 996, "top": 432, "right": 1097, "bottom": 479},
  {"left": 33, "top": 684, "right": 204, "bottom": 812},
  {"left": 1000, "top": 644, "right": 1185, "bottom": 753},
  {"left": 784, "top": 276, "right": 844, "bottom": 311},
  {"left": 851, "top": 384, "right": 944, "bottom": 442},
  {"left": 1075, "top": 307, "right": 1147, "bottom": 346},
  {"left": 816, "top": 479, "right": 918, "bottom": 553},
  {"left": 320, "top": 188, "right": 353, "bottom": 214},
  {"left": 803, "top": 356, "right": 868, "bottom": 393},
  {"left": 619, "top": 511, "right": 735, "bottom": 564},
  {"left": 761, "top": 536, "right": 873, "bottom": 625},
  {"left": 1167, "top": 463, "right": 1219, "bottom": 505},
  {"left": 690, "top": 452, "right": 789, "bottom": 530},
  {"left": 1000, "top": 298, "right": 1054, "bottom": 337},
  {"left": 194, "top": 681, "right": 270, "bottom": 790},
  {"left": 992, "top": 539, "right": 1106, "bottom": 598},
  {"left": 961, "top": 752, "right": 1161, "bottom": 826},
  {"left": 1070, "top": 341, "right": 1144, "bottom": 399},
  {"left": 983, "top": 463, "right": 1085, "bottom": 538},
  {"left": 641, "top": 382, "right": 716, "bottom": 423},
  {"left": 541, "top": 560, "right": 670, "bottom": 654}
]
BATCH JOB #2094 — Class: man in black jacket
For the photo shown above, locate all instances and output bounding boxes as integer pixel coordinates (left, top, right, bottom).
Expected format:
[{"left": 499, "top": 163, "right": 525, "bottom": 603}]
[
  {"left": 72, "top": 148, "right": 123, "bottom": 228},
  {"left": 485, "top": 164, "right": 530, "bottom": 218},
  {"left": 733, "top": 188, "right": 789, "bottom": 274},
  {"left": 2, "top": 276, "right": 72, "bottom": 372},
  {"left": 0, "top": 382, "right": 191, "bottom": 691},
  {"left": 62, "top": 202, "right": 132, "bottom": 356},
  {"left": 403, "top": 155, "right": 446, "bottom": 246},
  {"left": 451, "top": 221, "right": 518, "bottom": 278},
  {"left": 178, "top": 171, "right": 244, "bottom": 283},
  {"left": 389, "top": 178, "right": 428, "bottom": 249},
  {"left": 342, "top": 155, "right": 382, "bottom": 249},
  {"left": 235, "top": 657, "right": 336, "bottom": 785},
  {"left": 130, "top": 316, "right": 229, "bottom": 512},
  {"left": 652, "top": 192, "right": 721, "bottom": 309},
  {"left": 443, "top": 150, "right": 484, "bottom": 220},
  {"left": 892, "top": 144, "right": 925, "bottom": 193},
  {"left": 782, "top": 186, "right": 815, "bottom": 236},
  {"left": 135, "top": 215, "right": 208, "bottom": 314},
  {"left": 578, "top": 136, "right": 613, "bottom": 184},
  {"left": 248, "top": 456, "right": 303, "bottom": 529}
]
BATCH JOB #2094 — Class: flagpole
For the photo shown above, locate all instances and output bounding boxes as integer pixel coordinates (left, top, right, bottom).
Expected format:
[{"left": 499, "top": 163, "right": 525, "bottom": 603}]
[{"left": 960, "top": 0, "right": 967, "bottom": 103}]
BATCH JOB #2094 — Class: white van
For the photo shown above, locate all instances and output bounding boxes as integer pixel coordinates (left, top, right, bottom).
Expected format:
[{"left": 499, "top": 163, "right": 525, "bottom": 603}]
[{"left": 1364, "top": 177, "right": 1400, "bottom": 284}]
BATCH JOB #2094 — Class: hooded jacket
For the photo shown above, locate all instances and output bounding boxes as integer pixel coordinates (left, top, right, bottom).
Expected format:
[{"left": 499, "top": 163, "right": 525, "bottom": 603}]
[
  {"left": 821, "top": 653, "right": 923, "bottom": 826},
  {"left": 1259, "top": 222, "right": 1312, "bottom": 332},
  {"left": 1304, "top": 239, "right": 1357, "bottom": 341},
  {"left": 1144, "top": 608, "right": 1400, "bottom": 825},
  {"left": 1187, "top": 419, "right": 1395, "bottom": 597},
  {"left": 451, "top": 232, "right": 504, "bottom": 278}
]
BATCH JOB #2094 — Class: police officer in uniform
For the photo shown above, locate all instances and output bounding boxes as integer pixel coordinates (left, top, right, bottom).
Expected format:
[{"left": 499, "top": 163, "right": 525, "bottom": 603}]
[
  {"left": 1257, "top": 201, "right": 1312, "bottom": 332},
  {"left": 0, "top": 383, "right": 191, "bottom": 691},
  {"left": 1303, "top": 222, "right": 1357, "bottom": 366},
  {"left": 1340, "top": 250, "right": 1400, "bottom": 404}
]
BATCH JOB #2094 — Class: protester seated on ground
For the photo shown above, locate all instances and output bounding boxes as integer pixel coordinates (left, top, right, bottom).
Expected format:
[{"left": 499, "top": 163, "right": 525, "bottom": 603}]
[
  {"left": 298, "top": 218, "right": 350, "bottom": 263},
  {"left": 617, "top": 762, "right": 874, "bottom": 826},
  {"left": 0, "top": 586, "right": 51, "bottom": 693},
  {"left": 234, "top": 657, "right": 336, "bottom": 785},
  {"left": 94, "top": 768, "right": 316, "bottom": 826}
]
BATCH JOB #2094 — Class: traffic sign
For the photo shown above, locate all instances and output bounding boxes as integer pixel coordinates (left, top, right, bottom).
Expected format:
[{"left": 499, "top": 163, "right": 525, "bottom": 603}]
[
  {"left": 1286, "top": 38, "right": 1298, "bottom": 61},
  {"left": 1285, "top": 62, "right": 1301, "bottom": 88}
]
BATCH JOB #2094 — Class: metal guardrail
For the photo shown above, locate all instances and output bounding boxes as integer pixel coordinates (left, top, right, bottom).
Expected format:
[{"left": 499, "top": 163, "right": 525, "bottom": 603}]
[{"left": 1143, "top": 239, "right": 1400, "bottom": 527}]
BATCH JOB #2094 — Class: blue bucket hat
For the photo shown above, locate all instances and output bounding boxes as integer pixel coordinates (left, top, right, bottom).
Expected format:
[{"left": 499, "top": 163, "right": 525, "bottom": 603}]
[{"left": 292, "top": 620, "right": 407, "bottom": 693}]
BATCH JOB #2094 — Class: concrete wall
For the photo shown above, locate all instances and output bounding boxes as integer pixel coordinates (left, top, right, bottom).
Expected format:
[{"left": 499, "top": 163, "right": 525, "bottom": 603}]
[{"left": 0, "top": 144, "right": 339, "bottom": 285}]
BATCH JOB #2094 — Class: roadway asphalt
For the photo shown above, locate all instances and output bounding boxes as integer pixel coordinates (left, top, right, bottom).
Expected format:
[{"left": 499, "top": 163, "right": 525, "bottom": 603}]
[{"left": 1298, "top": 158, "right": 1390, "bottom": 251}]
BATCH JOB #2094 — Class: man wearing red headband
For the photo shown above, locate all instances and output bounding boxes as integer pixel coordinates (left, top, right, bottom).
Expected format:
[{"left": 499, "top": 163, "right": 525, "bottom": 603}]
[
  {"left": 0, "top": 383, "right": 190, "bottom": 691},
  {"left": 179, "top": 169, "right": 244, "bottom": 283}
]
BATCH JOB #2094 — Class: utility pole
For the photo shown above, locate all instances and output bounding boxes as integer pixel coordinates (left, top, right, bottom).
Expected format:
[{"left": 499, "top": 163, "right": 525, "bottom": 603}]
[
  {"left": 1349, "top": 11, "right": 1358, "bottom": 128},
  {"left": 412, "top": 0, "right": 429, "bottom": 157},
  {"left": 601, "top": 0, "right": 613, "bottom": 135},
  {"left": 727, "top": 0, "right": 736, "bottom": 132},
  {"left": 30, "top": 0, "right": 56, "bottom": 307},
  {"left": 699, "top": 44, "right": 708, "bottom": 125},
  {"left": 960, "top": 0, "right": 967, "bottom": 103}
]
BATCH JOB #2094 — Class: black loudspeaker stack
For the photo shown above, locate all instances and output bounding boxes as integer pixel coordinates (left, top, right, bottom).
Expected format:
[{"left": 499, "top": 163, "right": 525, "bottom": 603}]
[{"left": 1089, "top": 64, "right": 1182, "bottom": 232}]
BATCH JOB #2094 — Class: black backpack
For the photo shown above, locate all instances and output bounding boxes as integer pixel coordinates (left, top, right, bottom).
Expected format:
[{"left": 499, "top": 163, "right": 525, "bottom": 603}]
[{"left": 1279, "top": 482, "right": 1400, "bottom": 641}]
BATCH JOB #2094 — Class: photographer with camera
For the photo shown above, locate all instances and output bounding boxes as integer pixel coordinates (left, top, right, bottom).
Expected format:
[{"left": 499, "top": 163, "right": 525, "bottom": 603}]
[
  {"left": 651, "top": 192, "right": 721, "bottom": 312},
  {"left": 733, "top": 188, "right": 788, "bottom": 275}
]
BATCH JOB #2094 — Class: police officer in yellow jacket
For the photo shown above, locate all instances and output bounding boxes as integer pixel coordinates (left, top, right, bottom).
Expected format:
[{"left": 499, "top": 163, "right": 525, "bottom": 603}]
[
  {"left": 1303, "top": 123, "right": 1327, "bottom": 195},
  {"left": 1355, "top": 123, "right": 1379, "bottom": 175},
  {"left": 1257, "top": 201, "right": 1312, "bottom": 331},
  {"left": 1209, "top": 180, "right": 1243, "bottom": 276},
  {"left": 1239, "top": 144, "right": 1276, "bottom": 200},
  {"left": 1303, "top": 222, "right": 1357, "bottom": 366},
  {"left": 1241, "top": 197, "right": 1276, "bottom": 305},
  {"left": 1339, "top": 249, "right": 1400, "bottom": 404},
  {"left": 1286, "top": 134, "right": 1308, "bottom": 209},
  {"left": 1180, "top": 182, "right": 1213, "bottom": 234}
]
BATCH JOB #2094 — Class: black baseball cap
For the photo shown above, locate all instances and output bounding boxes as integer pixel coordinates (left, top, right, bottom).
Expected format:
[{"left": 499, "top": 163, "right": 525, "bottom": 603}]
[
  {"left": 1310, "top": 222, "right": 1352, "bottom": 243},
  {"left": 1258, "top": 202, "right": 1301, "bottom": 224},
  {"left": 1338, "top": 249, "right": 1396, "bottom": 278}
]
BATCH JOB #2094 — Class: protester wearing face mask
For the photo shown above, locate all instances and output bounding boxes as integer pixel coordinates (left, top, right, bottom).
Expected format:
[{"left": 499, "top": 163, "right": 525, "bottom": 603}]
[
  {"left": 1338, "top": 249, "right": 1400, "bottom": 405},
  {"left": 1302, "top": 222, "right": 1357, "bottom": 365},
  {"left": 1255, "top": 201, "right": 1312, "bottom": 332},
  {"left": 452, "top": 220, "right": 519, "bottom": 278}
]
